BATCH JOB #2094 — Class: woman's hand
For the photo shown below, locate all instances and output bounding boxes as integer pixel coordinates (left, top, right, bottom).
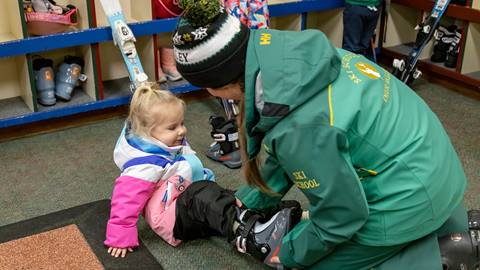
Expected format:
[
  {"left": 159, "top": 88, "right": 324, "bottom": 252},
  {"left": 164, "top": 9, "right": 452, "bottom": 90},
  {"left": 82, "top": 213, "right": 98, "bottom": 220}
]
[
  {"left": 107, "top": 246, "right": 134, "bottom": 258},
  {"left": 235, "top": 198, "right": 243, "bottom": 208},
  {"left": 270, "top": 256, "right": 280, "bottom": 264}
]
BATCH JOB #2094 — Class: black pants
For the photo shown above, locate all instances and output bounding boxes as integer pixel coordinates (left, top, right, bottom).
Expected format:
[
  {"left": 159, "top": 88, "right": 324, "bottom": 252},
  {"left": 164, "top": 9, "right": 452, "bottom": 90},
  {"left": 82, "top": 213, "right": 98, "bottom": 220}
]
[
  {"left": 173, "top": 181, "right": 238, "bottom": 242},
  {"left": 342, "top": 3, "right": 381, "bottom": 61}
]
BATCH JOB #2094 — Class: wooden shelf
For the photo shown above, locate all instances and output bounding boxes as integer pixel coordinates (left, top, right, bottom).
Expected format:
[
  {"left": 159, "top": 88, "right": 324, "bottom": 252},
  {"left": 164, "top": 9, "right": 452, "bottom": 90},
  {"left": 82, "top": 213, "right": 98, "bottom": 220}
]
[
  {"left": 38, "top": 89, "right": 96, "bottom": 112},
  {"left": 0, "top": 0, "right": 347, "bottom": 128},
  {"left": 382, "top": 47, "right": 480, "bottom": 90},
  {"left": 391, "top": 0, "right": 480, "bottom": 23},
  {"left": 380, "top": 0, "right": 480, "bottom": 95},
  {"left": 0, "top": 97, "right": 33, "bottom": 119}
]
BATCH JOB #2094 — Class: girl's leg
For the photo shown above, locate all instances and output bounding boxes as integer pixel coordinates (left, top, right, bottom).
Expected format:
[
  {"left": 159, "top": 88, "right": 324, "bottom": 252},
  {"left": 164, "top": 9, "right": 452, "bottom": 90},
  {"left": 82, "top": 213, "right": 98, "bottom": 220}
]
[
  {"left": 173, "top": 180, "right": 237, "bottom": 241},
  {"left": 173, "top": 181, "right": 303, "bottom": 268}
]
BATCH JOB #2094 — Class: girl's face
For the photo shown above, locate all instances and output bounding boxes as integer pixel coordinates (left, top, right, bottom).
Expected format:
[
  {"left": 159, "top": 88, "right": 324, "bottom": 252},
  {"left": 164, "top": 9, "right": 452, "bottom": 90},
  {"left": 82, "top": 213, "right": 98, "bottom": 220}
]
[
  {"left": 206, "top": 82, "right": 243, "bottom": 100},
  {"left": 150, "top": 104, "right": 187, "bottom": 147}
]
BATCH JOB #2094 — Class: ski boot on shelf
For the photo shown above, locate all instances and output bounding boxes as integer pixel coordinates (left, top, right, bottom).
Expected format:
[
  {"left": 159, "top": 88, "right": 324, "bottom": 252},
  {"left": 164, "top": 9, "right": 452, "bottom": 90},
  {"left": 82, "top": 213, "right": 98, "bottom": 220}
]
[
  {"left": 206, "top": 116, "right": 242, "bottom": 169},
  {"left": 234, "top": 204, "right": 303, "bottom": 269},
  {"left": 430, "top": 25, "right": 454, "bottom": 63},
  {"left": 469, "top": 210, "right": 480, "bottom": 231},
  {"left": 445, "top": 27, "right": 462, "bottom": 68},
  {"left": 439, "top": 209, "right": 480, "bottom": 270},
  {"left": 55, "top": 55, "right": 86, "bottom": 101},
  {"left": 33, "top": 57, "right": 56, "bottom": 106}
]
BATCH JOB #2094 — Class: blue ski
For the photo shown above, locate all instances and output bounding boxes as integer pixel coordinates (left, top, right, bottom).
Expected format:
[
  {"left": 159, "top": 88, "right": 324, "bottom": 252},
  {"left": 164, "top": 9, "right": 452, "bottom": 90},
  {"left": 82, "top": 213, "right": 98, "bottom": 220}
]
[{"left": 99, "top": 0, "right": 148, "bottom": 89}]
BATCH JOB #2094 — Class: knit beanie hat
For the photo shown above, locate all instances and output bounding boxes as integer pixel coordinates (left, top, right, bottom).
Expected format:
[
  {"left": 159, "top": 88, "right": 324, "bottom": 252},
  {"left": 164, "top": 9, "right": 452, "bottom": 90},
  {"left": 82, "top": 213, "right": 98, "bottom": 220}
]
[{"left": 172, "top": 0, "right": 250, "bottom": 88}]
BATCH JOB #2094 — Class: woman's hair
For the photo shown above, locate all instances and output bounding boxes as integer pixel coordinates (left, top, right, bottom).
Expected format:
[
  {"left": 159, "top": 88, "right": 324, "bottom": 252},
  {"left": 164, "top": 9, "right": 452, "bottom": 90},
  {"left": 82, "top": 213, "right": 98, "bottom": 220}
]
[
  {"left": 128, "top": 83, "right": 185, "bottom": 138},
  {"left": 234, "top": 79, "right": 273, "bottom": 194}
]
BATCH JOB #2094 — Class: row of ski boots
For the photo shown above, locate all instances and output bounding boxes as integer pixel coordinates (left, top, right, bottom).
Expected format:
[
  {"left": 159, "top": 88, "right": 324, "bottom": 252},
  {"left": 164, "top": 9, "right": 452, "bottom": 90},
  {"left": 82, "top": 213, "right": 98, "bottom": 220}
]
[
  {"left": 33, "top": 56, "right": 85, "bottom": 106},
  {"left": 431, "top": 25, "right": 462, "bottom": 68}
]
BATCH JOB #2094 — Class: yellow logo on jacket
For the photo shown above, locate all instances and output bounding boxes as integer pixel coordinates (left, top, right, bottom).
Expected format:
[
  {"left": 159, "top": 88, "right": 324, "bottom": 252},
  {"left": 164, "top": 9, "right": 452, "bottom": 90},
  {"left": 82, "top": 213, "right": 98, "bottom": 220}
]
[
  {"left": 355, "top": 62, "right": 381, "bottom": 79},
  {"left": 292, "top": 171, "right": 320, "bottom": 189},
  {"left": 259, "top": 33, "right": 271, "bottom": 45}
]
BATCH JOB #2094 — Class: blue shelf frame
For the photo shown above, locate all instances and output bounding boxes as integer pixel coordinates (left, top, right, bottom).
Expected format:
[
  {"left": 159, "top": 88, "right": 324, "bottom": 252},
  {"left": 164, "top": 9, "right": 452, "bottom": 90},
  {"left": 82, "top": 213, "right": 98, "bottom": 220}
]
[
  {"left": 0, "top": 0, "right": 344, "bottom": 128},
  {"left": 0, "top": 0, "right": 344, "bottom": 58}
]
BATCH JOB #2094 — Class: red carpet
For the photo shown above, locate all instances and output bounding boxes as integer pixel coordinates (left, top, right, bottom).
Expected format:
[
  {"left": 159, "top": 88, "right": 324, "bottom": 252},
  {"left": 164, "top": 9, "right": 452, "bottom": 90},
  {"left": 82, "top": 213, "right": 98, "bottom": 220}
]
[
  {"left": 0, "top": 224, "right": 103, "bottom": 270},
  {"left": 0, "top": 200, "right": 163, "bottom": 270}
]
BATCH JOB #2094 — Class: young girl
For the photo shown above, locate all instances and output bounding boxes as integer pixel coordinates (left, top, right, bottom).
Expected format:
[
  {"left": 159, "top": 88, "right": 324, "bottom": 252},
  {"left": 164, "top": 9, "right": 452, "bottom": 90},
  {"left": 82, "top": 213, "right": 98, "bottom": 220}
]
[{"left": 104, "top": 83, "right": 215, "bottom": 257}]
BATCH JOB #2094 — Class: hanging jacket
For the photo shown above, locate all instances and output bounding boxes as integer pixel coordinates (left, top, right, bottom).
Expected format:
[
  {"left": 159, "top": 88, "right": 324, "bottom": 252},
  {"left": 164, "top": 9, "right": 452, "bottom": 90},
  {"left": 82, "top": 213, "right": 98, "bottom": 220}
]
[
  {"left": 104, "top": 123, "right": 214, "bottom": 248},
  {"left": 235, "top": 29, "right": 467, "bottom": 268},
  {"left": 345, "top": 0, "right": 382, "bottom": 6},
  {"left": 225, "top": 0, "right": 270, "bottom": 29}
]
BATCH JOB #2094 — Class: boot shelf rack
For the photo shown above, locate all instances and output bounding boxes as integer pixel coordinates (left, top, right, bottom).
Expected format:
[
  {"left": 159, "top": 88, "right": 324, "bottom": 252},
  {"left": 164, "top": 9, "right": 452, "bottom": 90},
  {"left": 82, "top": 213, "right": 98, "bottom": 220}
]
[
  {"left": 0, "top": 0, "right": 343, "bottom": 128},
  {"left": 380, "top": 0, "right": 480, "bottom": 91}
]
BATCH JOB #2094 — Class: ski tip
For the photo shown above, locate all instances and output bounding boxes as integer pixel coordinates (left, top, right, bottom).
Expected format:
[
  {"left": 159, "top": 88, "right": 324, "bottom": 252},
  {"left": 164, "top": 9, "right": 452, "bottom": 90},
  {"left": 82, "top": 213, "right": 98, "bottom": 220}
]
[{"left": 99, "top": 0, "right": 123, "bottom": 16}]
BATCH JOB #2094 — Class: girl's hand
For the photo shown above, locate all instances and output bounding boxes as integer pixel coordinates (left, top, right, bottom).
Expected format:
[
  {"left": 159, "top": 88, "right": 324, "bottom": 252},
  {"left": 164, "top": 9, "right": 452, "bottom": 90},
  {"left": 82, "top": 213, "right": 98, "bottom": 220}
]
[{"left": 107, "top": 246, "right": 134, "bottom": 258}]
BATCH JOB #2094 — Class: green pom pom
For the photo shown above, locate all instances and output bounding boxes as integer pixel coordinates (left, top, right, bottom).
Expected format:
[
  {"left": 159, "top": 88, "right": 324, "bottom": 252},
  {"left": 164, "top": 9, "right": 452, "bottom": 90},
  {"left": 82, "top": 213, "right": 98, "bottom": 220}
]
[{"left": 179, "top": 0, "right": 221, "bottom": 28}]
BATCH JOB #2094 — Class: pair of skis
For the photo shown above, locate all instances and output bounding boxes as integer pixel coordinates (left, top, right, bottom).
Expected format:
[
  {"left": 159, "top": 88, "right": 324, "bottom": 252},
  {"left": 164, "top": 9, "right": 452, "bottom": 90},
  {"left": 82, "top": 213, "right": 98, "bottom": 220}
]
[
  {"left": 392, "top": 0, "right": 451, "bottom": 85},
  {"left": 99, "top": 0, "right": 148, "bottom": 90}
]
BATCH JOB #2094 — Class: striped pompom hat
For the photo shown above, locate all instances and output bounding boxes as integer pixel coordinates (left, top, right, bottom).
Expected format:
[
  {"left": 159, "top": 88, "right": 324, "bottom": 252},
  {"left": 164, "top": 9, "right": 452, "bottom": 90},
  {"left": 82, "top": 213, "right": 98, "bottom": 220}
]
[{"left": 172, "top": 0, "right": 250, "bottom": 88}]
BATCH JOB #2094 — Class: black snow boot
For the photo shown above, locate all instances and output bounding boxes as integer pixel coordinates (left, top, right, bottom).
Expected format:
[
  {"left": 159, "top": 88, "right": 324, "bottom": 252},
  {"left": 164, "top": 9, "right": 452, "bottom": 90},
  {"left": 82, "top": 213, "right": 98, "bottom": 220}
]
[
  {"left": 431, "top": 25, "right": 455, "bottom": 63},
  {"left": 445, "top": 27, "right": 462, "bottom": 68}
]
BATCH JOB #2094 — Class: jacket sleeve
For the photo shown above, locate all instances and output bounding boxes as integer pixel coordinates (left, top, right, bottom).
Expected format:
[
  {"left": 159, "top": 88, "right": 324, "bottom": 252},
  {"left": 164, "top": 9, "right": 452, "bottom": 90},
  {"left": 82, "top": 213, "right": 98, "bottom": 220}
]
[
  {"left": 104, "top": 174, "right": 157, "bottom": 248},
  {"left": 235, "top": 153, "right": 293, "bottom": 209},
  {"left": 275, "top": 125, "right": 369, "bottom": 268}
]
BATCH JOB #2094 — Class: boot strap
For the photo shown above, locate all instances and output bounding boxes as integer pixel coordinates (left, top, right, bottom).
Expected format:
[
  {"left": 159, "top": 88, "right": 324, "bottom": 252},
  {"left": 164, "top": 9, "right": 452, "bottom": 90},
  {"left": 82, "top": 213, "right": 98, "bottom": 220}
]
[
  {"left": 211, "top": 131, "right": 239, "bottom": 142},
  {"left": 236, "top": 213, "right": 262, "bottom": 253}
]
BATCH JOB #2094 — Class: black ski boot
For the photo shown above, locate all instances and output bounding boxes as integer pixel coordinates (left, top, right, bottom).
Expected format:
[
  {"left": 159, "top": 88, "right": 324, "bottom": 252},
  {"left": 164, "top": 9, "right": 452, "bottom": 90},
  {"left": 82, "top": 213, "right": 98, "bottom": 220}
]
[
  {"left": 431, "top": 25, "right": 455, "bottom": 63},
  {"left": 445, "top": 27, "right": 462, "bottom": 68},
  {"left": 469, "top": 210, "right": 480, "bottom": 231},
  {"left": 206, "top": 116, "right": 242, "bottom": 169},
  {"left": 439, "top": 209, "right": 480, "bottom": 270},
  {"left": 234, "top": 205, "right": 303, "bottom": 269}
]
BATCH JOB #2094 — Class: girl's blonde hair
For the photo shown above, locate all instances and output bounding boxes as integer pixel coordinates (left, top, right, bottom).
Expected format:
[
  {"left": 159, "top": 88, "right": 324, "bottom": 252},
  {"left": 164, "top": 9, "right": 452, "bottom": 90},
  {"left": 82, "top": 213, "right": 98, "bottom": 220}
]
[{"left": 128, "top": 83, "right": 185, "bottom": 138}]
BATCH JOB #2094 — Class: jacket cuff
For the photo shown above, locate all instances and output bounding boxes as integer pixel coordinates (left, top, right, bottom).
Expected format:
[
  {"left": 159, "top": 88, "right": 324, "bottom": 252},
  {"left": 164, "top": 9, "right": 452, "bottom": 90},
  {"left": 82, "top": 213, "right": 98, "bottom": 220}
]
[
  {"left": 104, "top": 222, "right": 139, "bottom": 248},
  {"left": 234, "top": 185, "right": 255, "bottom": 207},
  {"left": 235, "top": 184, "right": 278, "bottom": 209},
  {"left": 278, "top": 241, "right": 303, "bottom": 269}
]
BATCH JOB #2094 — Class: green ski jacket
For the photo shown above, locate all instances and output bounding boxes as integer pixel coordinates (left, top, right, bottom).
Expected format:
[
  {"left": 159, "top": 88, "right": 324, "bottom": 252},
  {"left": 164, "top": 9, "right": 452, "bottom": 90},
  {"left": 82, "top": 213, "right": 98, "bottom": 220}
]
[
  {"left": 235, "top": 29, "right": 467, "bottom": 268},
  {"left": 345, "top": 0, "right": 382, "bottom": 6}
]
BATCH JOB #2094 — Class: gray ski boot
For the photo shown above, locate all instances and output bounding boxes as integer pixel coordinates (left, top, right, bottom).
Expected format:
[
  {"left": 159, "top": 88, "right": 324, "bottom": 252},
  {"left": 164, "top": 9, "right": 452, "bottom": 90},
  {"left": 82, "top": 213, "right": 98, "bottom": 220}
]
[
  {"left": 234, "top": 205, "right": 302, "bottom": 269},
  {"left": 33, "top": 58, "right": 56, "bottom": 106},
  {"left": 55, "top": 55, "right": 84, "bottom": 101},
  {"left": 206, "top": 116, "right": 242, "bottom": 169}
]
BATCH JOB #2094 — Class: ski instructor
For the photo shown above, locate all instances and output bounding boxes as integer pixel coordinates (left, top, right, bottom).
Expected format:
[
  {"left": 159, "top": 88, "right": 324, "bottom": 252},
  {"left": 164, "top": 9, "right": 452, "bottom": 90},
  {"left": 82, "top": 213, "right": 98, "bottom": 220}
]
[{"left": 171, "top": 0, "right": 470, "bottom": 268}]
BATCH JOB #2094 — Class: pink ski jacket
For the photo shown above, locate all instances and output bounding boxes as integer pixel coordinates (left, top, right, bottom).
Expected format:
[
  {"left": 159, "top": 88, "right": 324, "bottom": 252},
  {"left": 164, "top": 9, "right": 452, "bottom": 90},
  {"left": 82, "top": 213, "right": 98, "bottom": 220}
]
[{"left": 104, "top": 124, "right": 214, "bottom": 248}]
